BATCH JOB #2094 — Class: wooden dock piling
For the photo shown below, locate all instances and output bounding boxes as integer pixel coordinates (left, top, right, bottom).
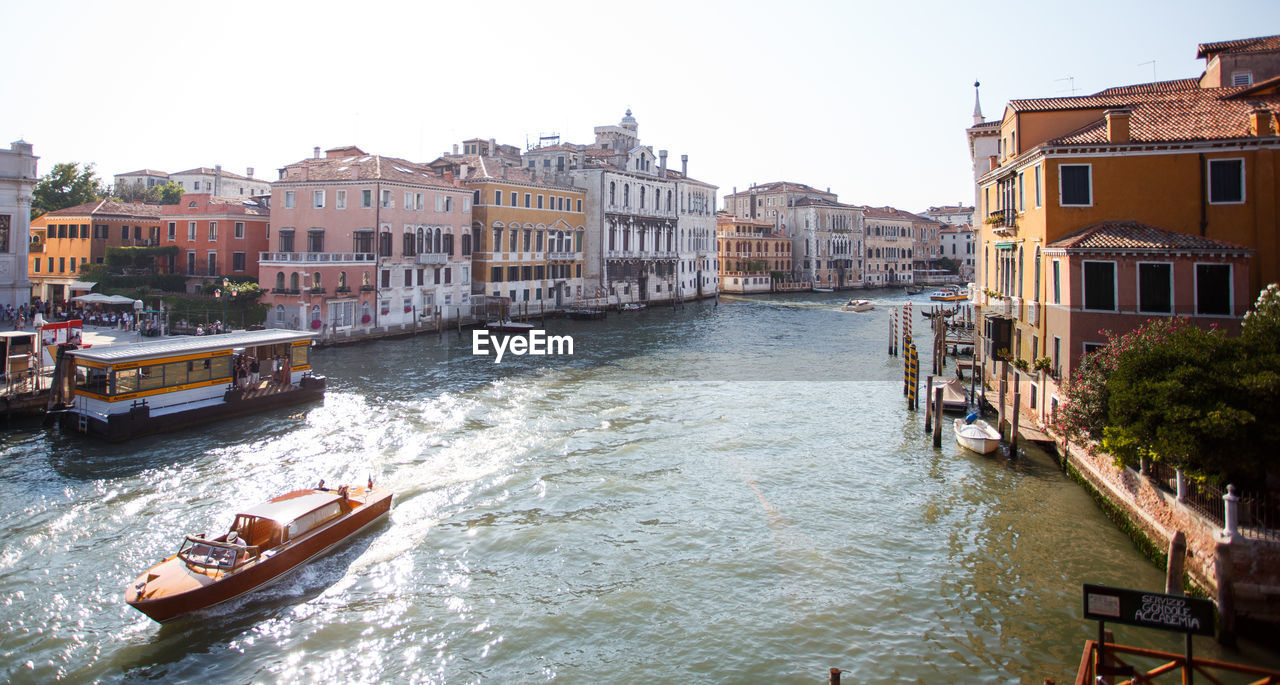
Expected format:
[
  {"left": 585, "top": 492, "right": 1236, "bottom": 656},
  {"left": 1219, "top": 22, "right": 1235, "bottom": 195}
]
[{"left": 933, "top": 386, "right": 943, "bottom": 447}]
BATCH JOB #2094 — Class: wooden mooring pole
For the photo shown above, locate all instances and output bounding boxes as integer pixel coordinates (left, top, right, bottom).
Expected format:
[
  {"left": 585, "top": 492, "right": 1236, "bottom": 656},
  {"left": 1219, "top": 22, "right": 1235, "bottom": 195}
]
[
  {"left": 924, "top": 374, "right": 934, "bottom": 433},
  {"left": 998, "top": 360, "right": 1008, "bottom": 436},
  {"left": 933, "top": 386, "right": 943, "bottom": 447},
  {"left": 1011, "top": 375, "right": 1021, "bottom": 454}
]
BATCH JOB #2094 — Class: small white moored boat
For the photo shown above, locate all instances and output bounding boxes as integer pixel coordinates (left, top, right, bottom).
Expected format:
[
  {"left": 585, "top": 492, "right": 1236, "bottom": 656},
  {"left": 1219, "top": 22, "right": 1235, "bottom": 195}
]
[
  {"left": 954, "top": 417, "right": 1001, "bottom": 454},
  {"left": 841, "top": 299, "right": 874, "bottom": 312}
]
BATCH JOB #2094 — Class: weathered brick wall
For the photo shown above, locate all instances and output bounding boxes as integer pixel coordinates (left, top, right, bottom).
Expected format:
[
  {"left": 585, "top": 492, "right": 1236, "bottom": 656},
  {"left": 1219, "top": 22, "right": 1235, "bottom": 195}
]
[{"left": 1060, "top": 439, "right": 1280, "bottom": 625}]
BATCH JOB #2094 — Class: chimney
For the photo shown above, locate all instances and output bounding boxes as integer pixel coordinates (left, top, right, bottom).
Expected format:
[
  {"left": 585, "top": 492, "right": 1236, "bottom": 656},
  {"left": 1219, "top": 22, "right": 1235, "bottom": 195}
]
[
  {"left": 313, "top": 146, "right": 321, "bottom": 159},
  {"left": 460, "top": 164, "right": 469, "bottom": 179},
  {"left": 1249, "top": 107, "right": 1275, "bottom": 137},
  {"left": 246, "top": 167, "right": 254, "bottom": 178},
  {"left": 681, "top": 154, "right": 688, "bottom": 177},
  {"left": 453, "top": 143, "right": 459, "bottom": 155},
  {"left": 214, "top": 164, "right": 223, "bottom": 197},
  {"left": 659, "top": 149, "right": 668, "bottom": 178},
  {"left": 444, "top": 170, "right": 454, "bottom": 182},
  {"left": 502, "top": 166, "right": 508, "bottom": 180},
  {"left": 1105, "top": 108, "right": 1131, "bottom": 143},
  {"left": 489, "top": 138, "right": 496, "bottom": 154}
]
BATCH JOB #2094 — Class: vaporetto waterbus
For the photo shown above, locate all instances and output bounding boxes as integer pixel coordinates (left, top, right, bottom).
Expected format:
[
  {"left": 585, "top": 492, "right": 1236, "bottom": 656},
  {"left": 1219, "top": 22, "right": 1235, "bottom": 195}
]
[{"left": 52, "top": 329, "right": 325, "bottom": 441}]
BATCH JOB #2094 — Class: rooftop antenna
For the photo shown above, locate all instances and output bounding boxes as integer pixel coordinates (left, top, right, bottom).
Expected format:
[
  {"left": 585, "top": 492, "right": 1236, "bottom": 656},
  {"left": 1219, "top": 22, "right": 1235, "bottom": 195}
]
[
  {"left": 1055, "top": 76, "right": 1079, "bottom": 95},
  {"left": 1138, "top": 60, "right": 1157, "bottom": 82}
]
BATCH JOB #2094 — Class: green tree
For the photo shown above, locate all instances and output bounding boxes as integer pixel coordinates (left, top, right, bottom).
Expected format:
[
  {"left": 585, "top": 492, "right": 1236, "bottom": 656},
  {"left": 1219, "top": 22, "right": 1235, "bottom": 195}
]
[
  {"left": 113, "top": 179, "right": 150, "bottom": 203},
  {"left": 156, "top": 181, "right": 184, "bottom": 204},
  {"left": 935, "top": 256, "right": 960, "bottom": 274},
  {"left": 31, "top": 162, "right": 105, "bottom": 218}
]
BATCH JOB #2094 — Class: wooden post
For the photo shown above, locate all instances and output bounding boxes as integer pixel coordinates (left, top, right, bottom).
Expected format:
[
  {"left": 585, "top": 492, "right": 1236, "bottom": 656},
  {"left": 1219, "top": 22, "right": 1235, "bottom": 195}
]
[
  {"left": 829, "top": 668, "right": 841, "bottom": 685},
  {"left": 924, "top": 374, "right": 934, "bottom": 433},
  {"left": 1215, "top": 539, "right": 1236, "bottom": 647},
  {"left": 998, "top": 360, "right": 1008, "bottom": 436},
  {"left": 1011, "top": 374, "right": 1021, "bottom": 453},
  {"left": 933, "top": 386, "right": 944, "bottom": 447},
  {"left": 1165, "top": 531, "right": 1187, "bottom": 595}
]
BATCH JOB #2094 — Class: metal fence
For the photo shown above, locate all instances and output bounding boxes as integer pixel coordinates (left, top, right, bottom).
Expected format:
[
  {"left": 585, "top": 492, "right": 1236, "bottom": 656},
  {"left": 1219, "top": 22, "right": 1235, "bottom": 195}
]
[{"left": 1144, "top": 460, "right": 1280, "bottom": 540}]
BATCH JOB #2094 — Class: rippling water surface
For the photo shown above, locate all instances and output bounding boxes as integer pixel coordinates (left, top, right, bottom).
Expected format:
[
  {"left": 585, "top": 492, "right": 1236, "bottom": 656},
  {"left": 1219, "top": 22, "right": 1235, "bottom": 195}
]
[{"left": 2, "top": 292, "right": 1276, "bottom": 683}]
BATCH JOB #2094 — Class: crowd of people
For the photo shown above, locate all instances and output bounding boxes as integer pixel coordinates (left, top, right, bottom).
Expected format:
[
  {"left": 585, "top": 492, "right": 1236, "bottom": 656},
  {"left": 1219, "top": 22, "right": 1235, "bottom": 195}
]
[{"left": 230, "top": 353, "right": 293, "bottom": 390}]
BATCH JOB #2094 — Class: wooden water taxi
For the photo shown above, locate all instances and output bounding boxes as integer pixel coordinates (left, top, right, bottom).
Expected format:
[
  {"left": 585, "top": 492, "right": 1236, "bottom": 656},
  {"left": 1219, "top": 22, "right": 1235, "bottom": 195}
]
[
  {"left": 929, "top": 285, "right": 967, "bottom": 302},
  {"left": 125, "top": 482, "right": 392, "bottom": 623},
  {"left": 51, "top": 329, "right": 324, "bottom": 441},
  {"left": 841, "top": 299, "right": 874, "bottom": 312}
]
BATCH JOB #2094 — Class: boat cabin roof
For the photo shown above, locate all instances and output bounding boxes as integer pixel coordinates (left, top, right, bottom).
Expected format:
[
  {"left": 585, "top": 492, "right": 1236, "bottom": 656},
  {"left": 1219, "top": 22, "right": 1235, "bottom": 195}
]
[
  {"left": 66, "top": 329, "right": 315, "bottom": 365},
  {"left": 237, "top": 490, "right": 341, "bottom": 526}
]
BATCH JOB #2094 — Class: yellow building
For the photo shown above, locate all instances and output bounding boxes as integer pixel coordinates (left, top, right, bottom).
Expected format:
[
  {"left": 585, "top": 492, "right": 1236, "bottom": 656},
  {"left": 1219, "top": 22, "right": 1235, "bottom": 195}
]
[
  {"left": 972, "top": 34, "right": 1280, "bottom": 425},
  {"left": 463, "top": 165, "right": 586, "bottom": 310}
]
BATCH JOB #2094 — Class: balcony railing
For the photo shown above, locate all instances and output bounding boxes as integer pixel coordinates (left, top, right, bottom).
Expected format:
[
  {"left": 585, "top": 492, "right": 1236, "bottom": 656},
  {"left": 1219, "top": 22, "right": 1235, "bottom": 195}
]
[
  {"left": 260, "top": 252, "right": 376, "bottom": 264},
  {"left": 416, "top": 253, "right": 447, "bottom": 265},
  {"left": 607, "top": 249, "right": 677, "bottom": 259},
  {"left": 547, "top": 251, "right": 577, "bottom": 261},
  {"left": 987, "top": 209, "right": 1017, "bottom": 233}
]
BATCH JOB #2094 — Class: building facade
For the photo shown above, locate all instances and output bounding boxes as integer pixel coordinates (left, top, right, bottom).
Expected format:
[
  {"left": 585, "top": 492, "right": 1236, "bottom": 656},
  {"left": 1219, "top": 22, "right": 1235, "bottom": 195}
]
[
  {"left": 161, "top": 194, "right": 270, "bottom": 288},
  {"left": 938, "top": 225, "right": 976, "bottom": 280},
  {"left": 716, "top": 214, "right": 791, "bottom": 293},
  {"left": 259, "top": 146, "right": 473, "bottom": 333},
  {"left": 860, "top": 206, "right": 916, "bottom": 287},
  {"left": 0, "top": 140, "right": 37, "bottom": 308},
  {"left": 28, "top": 200, "right": 161, "bottom": 302},
  {"left": 523, "top": 111, "right": 708, "bottom": 305},
  {"left": 463, "top": 164, "right": 586, "bottom": 310},
  {"left": 971, "top": 34, "right": 1280, "bottom": 425},
  {"left": 722, "top": 182, "right": 862, "bottom": 288},
  {"left": 922, "top": 204, "right": 975, "bottom": 227},
  {"left": 114, "top": 166, "right": 270, "bottom": 199}
]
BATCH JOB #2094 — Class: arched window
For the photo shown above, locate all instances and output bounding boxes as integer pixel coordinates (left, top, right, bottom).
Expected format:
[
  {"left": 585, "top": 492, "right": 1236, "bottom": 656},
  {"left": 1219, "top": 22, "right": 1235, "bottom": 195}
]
[
  {"left": 417, "top": 227, "right": 425, "bottom": 253},
  {"left": 667, "top": 190, "right": 672, "bottom": 211},
  {"left": 403, "top": 232, "right": 415, "bottom": 256},
  {"left": 609, "top": 182, "right": 616, "bottom": 205},
  {"left": 434, "top": 229, "right": 442, "bottom": 254},
  {"left": 461, "top": 233, "right": 471, "bottom": 256},
  {"left": 379, "top": 231, "right": 392, "bottom": 257},
  {"left": 1017, "top": 246, "right": 1024, "bottom": 298},
  {"left": 312, "top": 271, "right": 321, "bottom": 289},
  {"left": 289, "top": 272, "right": 299, "bottom": 290},
  {"left": 623, "top": 185, "right": 629, "bottom": 207},
  {"left": 640, "top": 187, "right": 646, "bottom": 209},
  {"left": 338, "top": 271, "right": 347, "bottom": 289},
  {"left": 360, "top": 301, "right": 371, "bottom": 324},
  {"left": 275, "top": 272, "right": 285, "bottom": 291},
  {"left": 274, "top": 305, "right": 286, "bottom": 326},
  {"left": 362, "top": 270, "right": 371, "bottom": 287}
]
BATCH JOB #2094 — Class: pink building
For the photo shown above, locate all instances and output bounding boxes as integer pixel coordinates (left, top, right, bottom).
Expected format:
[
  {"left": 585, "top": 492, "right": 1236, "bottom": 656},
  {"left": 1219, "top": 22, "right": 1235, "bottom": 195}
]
[
  {"left": 260, "top": 146, "right": 474, "bottom": 333},
  {"left": 161, "top": 193, "right": 270, "bottom": 289},
  {"left": 1031, "top": 221, "right": 1252, "bottom": 418}
]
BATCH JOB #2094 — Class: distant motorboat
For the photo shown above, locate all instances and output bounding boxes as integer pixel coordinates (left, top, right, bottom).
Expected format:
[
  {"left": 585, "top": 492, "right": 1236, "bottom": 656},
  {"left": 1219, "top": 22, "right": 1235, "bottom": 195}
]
[
  {"left": 620, "top": 303, "right": 647, "bottom": 311},
  {"left": 954, "top": 417, "right": 1001, "bottom": 454},
  {"left": 811, "top": 287, "right": 834, "bottom": 293},
  {"left": 841, "top": 299, "right": 874, "bottom": 312},
  {"left": 487, "top": 320, "right": 536, "bottom": 334},
  {"left": 904, "top": 286, "right": 924, "bottom": 295},
  {"left": 929, "top": 285, "right": 967, "bottom": 302}
]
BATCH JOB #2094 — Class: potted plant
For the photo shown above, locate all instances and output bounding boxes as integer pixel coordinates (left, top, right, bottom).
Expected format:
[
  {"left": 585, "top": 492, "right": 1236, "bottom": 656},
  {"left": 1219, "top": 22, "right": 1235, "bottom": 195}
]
[
  {"left": 1033, "top": 356, "right": 1054, "bottom": 374},
  {"left": 1013, "top": 357, "right": 1030, "bottom": 372}
]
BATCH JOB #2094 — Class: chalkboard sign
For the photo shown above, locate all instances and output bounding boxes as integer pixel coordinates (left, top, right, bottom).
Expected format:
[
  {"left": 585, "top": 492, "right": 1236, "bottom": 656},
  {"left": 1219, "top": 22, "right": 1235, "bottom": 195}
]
[{"left": 1082, "top": 584, "right": 1215, "bottom": 636}]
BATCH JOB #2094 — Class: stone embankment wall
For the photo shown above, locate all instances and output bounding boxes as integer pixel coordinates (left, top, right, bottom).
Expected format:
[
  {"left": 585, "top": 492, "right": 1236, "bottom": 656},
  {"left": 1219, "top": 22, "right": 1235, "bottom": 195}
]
[{"left": 1059, "top": 439, "right": 1280, "bottom": 627}]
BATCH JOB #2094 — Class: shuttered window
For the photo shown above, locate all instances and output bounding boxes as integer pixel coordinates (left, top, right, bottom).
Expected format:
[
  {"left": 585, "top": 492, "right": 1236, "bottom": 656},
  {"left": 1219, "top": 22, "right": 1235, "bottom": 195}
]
[
  {"left": 1060, "top": 165, "right": 1091, "bottom": 206},
  {"left": 1208, "top": 159, "right": 1243, "bottom": 204},
  {"left": 1196, "top": 264, "right": 1231, "bottom": 315},
  {"left": 1083, "top": 261, "right": 1115, "bottom": 311},
  {"left": 1138, "top": 263, "right": 1172, "bottom": 313}
]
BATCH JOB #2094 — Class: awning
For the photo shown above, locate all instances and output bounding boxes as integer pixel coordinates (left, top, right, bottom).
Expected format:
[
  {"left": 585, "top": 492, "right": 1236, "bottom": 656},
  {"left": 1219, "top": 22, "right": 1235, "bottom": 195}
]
[
  {"left": 994, "top": 241, "right": 1016, "bottom": 250},
  {"left": 69, "top": 280, "right": 96, "bottom": 292}
]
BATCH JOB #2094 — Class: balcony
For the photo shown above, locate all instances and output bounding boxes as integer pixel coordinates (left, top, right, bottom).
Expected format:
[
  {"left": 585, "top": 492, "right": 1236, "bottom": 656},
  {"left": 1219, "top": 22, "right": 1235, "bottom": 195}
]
[
  {"left": 416, "top": 253, "right": 447, "bottom": 265},
  {"left": 1026, "top": 300, "right": 1039, "bottom": 326},
  {"left": 986, "top": 209, "right": 1017, "bottom": 235},
  {"left": 260, "top": 251, "right": 375, "bottom": 264},
  {"left": 547, "top": 251, "right": 577, "bottom": 261}
]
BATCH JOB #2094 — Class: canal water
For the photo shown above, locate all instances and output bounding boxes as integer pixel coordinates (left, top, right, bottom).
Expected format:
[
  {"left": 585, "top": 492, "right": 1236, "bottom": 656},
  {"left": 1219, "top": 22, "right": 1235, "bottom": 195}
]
[{"left": 1, "top": 292, "right": 1276, "bottom": 683}]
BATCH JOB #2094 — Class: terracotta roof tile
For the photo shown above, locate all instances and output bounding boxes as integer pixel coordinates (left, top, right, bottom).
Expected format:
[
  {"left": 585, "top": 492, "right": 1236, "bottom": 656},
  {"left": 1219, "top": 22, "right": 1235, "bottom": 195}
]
[
  {"left": 115, "top": 169, "right": 170, "bottom": 178},
  {"left": 1197, "top": 34, "right": 1280, "bottom": 58},
  {"left": 1092, "top": 78, "right": 1201, "bottom": 96},
  {"left": 1047, "top": 86, "right": 1279, "bottom": 145},
  {"left": 38, "top": 200, "right": 162, "bottom": 218},
  {"left": 1046, "top": 221, "right": 1250, "bottom": 252},
  {"left": 279, "top": 153, "right": 465, "bottom": 190}
]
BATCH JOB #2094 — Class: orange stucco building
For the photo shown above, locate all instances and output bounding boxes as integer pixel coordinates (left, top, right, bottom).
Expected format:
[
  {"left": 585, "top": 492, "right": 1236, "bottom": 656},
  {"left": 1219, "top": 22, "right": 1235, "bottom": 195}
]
[
  {"left": 972, "top": 34, "right": 1280, "bottom": 424},
  {"left": 28, "top": 200, "right": 162, "bottom": 302}
]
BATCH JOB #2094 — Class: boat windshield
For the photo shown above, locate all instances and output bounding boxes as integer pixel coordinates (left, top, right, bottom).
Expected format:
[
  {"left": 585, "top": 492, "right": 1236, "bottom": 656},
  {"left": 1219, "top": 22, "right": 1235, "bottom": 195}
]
[{"left": 178, "top": 535, "right": 258, "bottom": 571}]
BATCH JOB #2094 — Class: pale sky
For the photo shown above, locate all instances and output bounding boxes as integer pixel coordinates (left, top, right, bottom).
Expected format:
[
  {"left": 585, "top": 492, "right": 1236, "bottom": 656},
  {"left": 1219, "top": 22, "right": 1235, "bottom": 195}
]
[{"left": 4, "top": 1, "right": 1274, "bottom": 213}]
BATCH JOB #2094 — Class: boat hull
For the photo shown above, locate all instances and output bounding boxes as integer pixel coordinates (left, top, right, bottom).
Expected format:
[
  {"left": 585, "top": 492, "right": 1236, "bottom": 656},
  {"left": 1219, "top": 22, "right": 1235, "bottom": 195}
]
[
  {"left": 126, "top": 486, "right": 391, "bottom": 623},
  {"left": 60, "top": 376, "right": 325, "bottom": 442},
  {"left": 954, "top": 418, "right": 1001, "bottom": 454}
]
